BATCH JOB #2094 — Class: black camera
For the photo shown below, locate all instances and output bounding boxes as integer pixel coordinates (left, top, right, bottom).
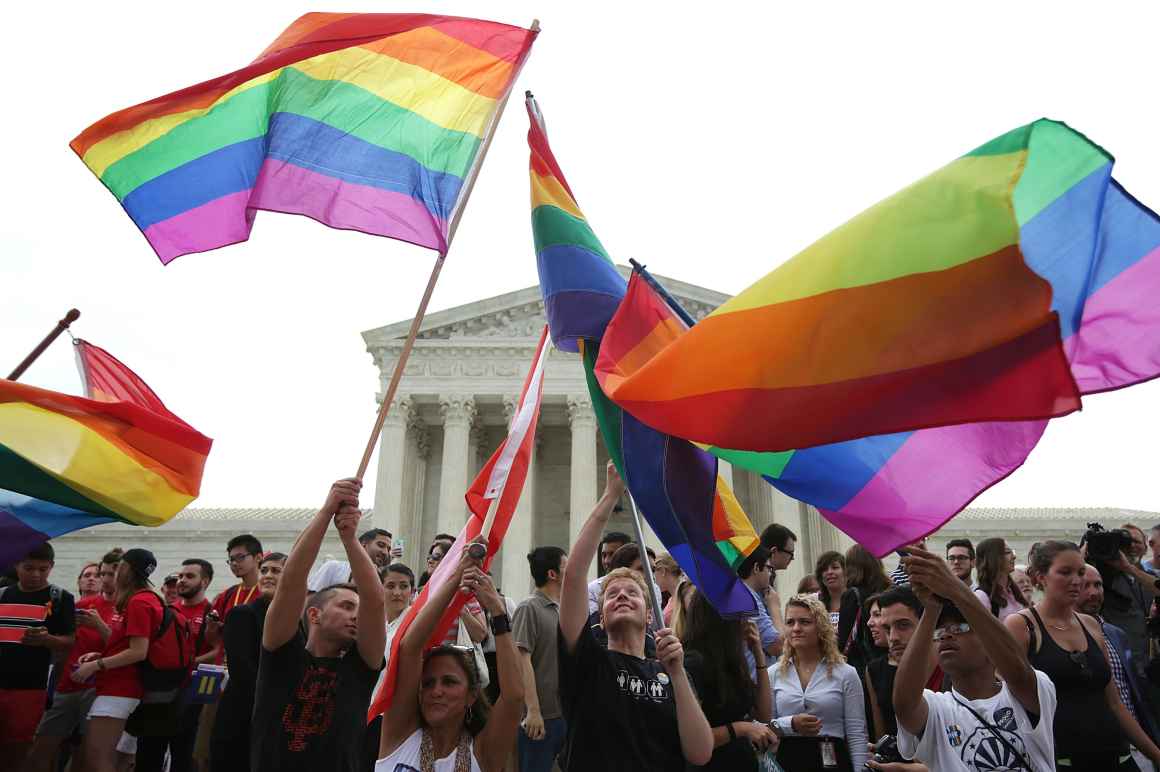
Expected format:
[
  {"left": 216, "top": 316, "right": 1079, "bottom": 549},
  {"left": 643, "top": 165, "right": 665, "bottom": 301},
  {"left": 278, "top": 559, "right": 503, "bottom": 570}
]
[
  {"left": 1083, "top": 522, "right": 1134, "bottom": 564},
  {"left": 866, "top": 734, "right": 903, "bottom": 767}
]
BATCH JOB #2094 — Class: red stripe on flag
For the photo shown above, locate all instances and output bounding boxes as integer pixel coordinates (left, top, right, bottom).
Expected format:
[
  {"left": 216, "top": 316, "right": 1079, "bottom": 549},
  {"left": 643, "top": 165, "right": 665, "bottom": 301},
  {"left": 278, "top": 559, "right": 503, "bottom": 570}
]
[{"left": 368, "top": 326, "right": 550, "bottom": 722}]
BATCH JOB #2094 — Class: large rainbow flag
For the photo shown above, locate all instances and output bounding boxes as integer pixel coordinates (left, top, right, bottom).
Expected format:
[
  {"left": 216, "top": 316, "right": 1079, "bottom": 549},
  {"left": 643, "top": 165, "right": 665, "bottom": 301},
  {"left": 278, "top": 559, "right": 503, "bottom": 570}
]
[
  {"left": 528, "top": 94, "right": 757, "bottom": 614},
  {"left": 0, "top": 344, "right": 211, "bottom": 568},
  {"left": 596, "top": 120, "right": 1160, "bottom": 554},
  {"left": 72, "top": 13, "right": 537, "bottom": 264}
]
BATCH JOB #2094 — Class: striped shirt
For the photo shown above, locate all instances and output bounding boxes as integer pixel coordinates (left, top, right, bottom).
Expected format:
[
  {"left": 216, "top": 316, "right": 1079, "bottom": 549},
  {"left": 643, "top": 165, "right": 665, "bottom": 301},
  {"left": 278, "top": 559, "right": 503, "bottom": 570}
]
[{"left": 1101, "top": 619, "right": 1137, "bottom": 722}]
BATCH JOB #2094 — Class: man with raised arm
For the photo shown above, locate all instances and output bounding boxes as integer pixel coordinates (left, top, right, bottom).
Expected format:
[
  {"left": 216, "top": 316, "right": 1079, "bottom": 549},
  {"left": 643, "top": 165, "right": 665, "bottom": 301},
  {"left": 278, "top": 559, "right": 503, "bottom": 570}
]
[
  {"left": 556, "top": 462, "right": 713, "bottom": 771},
  {"left": 251, "top": 478, "right": 385, "bottom": 772},
  {"left": 892, "top": 547, "right": 1056, "bottom": 772}
]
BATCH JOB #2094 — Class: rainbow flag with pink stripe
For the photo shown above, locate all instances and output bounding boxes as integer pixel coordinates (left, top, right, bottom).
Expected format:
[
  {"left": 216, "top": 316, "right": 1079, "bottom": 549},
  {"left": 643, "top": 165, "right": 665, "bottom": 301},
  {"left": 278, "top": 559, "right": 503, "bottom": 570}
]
[
  {"left": 596, "top": 120, "right": 1160, "bottom": 554},
  {"left": 71, "top": 13, "right": 537, "bottom": 264}
]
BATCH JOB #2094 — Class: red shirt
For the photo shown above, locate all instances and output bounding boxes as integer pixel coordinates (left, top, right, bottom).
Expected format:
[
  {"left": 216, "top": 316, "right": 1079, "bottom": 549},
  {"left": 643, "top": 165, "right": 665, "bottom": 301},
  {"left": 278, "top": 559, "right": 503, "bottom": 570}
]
[
  {"left": 58, "top": 594, "right": 116, "bottom": 694},
  {"left": 176, "top": 599, "right": 213, "bottom": 657},
  {"left": 96, "top": 591, "right": 163, "bottom": 698}
]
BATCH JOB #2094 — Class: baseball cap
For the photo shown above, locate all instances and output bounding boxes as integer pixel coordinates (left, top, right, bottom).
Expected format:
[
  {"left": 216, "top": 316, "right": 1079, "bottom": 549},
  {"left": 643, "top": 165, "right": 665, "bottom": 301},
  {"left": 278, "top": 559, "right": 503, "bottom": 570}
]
[{"left": 122, "top": 548, "right": 157, "bottom": 582}]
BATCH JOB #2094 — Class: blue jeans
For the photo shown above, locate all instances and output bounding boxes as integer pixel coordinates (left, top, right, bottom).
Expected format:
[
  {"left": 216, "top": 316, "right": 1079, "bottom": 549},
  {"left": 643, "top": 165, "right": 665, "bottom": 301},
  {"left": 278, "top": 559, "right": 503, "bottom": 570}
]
[{"left": 518, "top": 716, "right": 566, "bottom": 772}]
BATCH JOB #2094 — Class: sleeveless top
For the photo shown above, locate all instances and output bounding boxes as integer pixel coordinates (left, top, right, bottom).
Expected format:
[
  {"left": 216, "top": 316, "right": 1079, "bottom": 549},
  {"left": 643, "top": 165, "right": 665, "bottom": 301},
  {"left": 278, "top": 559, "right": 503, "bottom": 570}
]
[
  {"left": 1023, "top": 607, "right": 1124, "bottom": 758},
  {"left": 375, "top": 729, "right": 482, "bottom": 772}
]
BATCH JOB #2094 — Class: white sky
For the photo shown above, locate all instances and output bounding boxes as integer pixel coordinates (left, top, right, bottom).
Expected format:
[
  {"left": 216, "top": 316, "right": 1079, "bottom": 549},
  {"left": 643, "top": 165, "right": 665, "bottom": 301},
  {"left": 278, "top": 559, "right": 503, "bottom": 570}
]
[{"left": 3, "top": 2, "right": 1159, "bottom": 514}]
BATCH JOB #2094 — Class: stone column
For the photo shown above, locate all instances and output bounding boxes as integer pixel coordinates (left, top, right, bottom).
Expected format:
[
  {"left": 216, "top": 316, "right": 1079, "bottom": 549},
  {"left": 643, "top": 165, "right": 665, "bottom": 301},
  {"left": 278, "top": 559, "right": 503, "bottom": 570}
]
[
  {"left": 437, "top": 395, "right": 476, "bottom": 539},
  {"left": 500, "top": 395, "right": 537, "bottom": 598},
  {"left": 567, "top": 396, "right": 599, "bottom": 579},
  {"left": 398, "top": 408, "right": 430, "bottom": 569},
  {"left": 373, "top": 397, "right": 410, "bottom": 536}
]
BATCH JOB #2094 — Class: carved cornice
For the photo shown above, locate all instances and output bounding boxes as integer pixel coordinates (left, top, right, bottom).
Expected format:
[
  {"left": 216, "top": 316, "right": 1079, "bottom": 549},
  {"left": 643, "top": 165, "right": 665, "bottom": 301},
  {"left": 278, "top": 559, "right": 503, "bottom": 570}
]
[{"left": 405, "top": 403, "right": 431, "bottom": 459}]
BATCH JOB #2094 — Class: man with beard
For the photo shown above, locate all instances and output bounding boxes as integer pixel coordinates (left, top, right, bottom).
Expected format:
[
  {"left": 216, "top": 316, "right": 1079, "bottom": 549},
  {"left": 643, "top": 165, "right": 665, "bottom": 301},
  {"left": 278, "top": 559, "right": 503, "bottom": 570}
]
[{"left": 307, "top": 528, "right": 393, "bottom": 591}]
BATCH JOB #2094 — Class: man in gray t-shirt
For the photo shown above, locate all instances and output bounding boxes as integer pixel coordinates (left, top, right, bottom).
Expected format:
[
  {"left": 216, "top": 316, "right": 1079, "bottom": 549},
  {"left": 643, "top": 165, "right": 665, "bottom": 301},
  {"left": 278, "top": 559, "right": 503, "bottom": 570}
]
[{"left": 513, "top": 546, "right": 568, "bottom": 772}]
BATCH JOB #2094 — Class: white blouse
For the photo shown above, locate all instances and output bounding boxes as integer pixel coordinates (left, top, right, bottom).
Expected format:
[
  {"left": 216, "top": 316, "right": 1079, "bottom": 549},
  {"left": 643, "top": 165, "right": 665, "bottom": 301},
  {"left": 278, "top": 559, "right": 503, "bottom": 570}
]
[{"left": 769, "top": 659, "right": 869, "bottom": 770}]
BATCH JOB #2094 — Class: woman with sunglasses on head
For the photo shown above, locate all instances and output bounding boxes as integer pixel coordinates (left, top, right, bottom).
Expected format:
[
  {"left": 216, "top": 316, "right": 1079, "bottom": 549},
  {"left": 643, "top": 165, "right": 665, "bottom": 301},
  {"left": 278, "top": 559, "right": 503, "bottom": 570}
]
[
  {"left": 1005, "top": 540, "right": 1160, "bottom": 771},
  {"left": 974, "top": 538, "right": 1027, "bottom": 622},
  {"left": 379, "top": 539, "right": 523, "bottom": 772}
]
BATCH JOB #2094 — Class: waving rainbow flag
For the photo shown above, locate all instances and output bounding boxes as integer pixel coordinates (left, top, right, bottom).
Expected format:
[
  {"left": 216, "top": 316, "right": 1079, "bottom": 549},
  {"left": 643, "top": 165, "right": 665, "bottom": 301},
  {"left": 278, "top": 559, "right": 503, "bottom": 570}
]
[
  {"left": 596, "top": 121, "right": 1160, "bottom": 554},
  {"left": 527, "top": 93, "right": 626, "bottom": 351},
  {"left": 529, "top": 94, "right": 757, "bottom": 614},
  {"left": 0, "top": 345, "right": 211, "bottom": 568},
  {"left": 72, "top": 13, "right": 537, "bottom": 264}
]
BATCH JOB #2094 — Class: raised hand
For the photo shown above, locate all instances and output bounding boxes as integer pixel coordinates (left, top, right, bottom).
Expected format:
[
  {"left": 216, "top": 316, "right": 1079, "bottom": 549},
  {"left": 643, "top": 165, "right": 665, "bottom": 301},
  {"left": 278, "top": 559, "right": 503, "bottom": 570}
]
[
  {"left": 462, "top": 567, "right": 505, "bottom": 616},
  {"left": 604, "top": 459, "right": 626, "bottom": 500},
  {"left": 655, "top": 626, "right": 685, "bottom": 671},
  {"left": 322, "top": 478, "right": 361, "bottom": 518}
]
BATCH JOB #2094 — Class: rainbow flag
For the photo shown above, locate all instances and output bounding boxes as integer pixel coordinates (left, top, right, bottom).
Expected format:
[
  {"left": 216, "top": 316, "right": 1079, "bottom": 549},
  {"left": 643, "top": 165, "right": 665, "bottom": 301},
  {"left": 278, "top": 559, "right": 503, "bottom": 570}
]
[
  {"left": 0, "top": 347, "right": 211, "bottom": 568},
  {"left": 527, "top": 94, "right": 756, "bottom": 612},
  {"left": 527, "top": 93, "right": 626, "bottom": 350},
  {"left": 596, "top": 121, "right": 1160, "bottom": 554},
  {"left": 72, "top": 13, "right": 538, "bottom": 264},
  {"left": 596, "top": 120, "right": 1121, "bottom": 453}
]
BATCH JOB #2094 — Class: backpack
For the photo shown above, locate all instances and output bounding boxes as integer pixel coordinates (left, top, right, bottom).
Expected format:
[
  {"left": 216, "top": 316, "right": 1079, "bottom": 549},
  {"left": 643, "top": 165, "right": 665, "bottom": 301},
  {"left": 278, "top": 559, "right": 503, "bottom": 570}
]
[{"left": 135, "top": 592, "right": 197, "bottom": 698}]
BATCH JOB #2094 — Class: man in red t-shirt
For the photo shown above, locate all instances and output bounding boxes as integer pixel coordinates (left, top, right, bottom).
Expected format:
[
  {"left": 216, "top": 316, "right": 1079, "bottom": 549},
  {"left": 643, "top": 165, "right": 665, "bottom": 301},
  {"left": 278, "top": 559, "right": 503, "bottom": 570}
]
[
  {"left": 24, "top": 549, "right": 123, "bottom": 772},
  {"left": 136, "top": 558, "right": 216, "bottom": 772}
]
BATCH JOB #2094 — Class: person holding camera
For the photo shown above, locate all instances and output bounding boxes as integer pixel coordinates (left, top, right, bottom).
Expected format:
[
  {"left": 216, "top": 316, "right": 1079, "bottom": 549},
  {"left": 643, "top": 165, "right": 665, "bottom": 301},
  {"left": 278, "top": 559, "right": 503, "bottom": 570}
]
[
  {"left": 1083, "top": 525, "right": 1160, "bottom": 700},
  {"left": 1008, "top": 540, "right": 1160, "bottom": 771}
]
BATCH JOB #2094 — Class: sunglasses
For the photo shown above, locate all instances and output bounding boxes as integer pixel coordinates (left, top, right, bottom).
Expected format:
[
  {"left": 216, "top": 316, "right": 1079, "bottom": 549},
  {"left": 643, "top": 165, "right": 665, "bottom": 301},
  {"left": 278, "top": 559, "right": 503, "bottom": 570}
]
[{"left": 932, "top": 622, "right": 971, "bottom": 641}]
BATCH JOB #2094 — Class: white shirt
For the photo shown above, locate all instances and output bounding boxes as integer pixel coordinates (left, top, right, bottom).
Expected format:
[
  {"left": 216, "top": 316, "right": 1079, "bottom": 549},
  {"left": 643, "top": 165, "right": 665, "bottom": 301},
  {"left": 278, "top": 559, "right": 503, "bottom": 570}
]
[
  {"left": 897, "top": 669, "right": 1057, "bottom": 772},
  {"left": 769, "top": 660, "right": 869, "bottom": 770},
  {"left": 307, "top": 560, "right": 351, "bottom": 592},
  {"left": 376, "top": 728, "right": 481, "bottom": 772}
]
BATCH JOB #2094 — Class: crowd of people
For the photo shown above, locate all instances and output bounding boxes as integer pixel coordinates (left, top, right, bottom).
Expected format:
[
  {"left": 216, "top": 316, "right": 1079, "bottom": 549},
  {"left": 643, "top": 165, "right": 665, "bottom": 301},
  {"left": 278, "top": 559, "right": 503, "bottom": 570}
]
[{"left": 3, "top": 468, "right": 1160, "bottom": 772}]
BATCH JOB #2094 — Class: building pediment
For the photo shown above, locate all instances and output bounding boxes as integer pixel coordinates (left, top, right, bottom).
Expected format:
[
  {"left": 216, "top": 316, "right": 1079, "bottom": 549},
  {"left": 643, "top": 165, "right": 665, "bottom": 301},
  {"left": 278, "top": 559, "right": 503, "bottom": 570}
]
[{"left": 361, "top": 266, "right": 732, "bottom": 350}]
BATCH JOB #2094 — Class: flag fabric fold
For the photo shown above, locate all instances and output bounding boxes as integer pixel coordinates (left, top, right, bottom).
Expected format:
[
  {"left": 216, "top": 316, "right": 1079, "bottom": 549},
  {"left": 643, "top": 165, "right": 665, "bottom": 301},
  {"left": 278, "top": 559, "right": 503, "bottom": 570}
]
[
  {"left": 527, "top": 93, "right": 626, "bottom": 351},
  {"left": 0, "top": 347, "right": 212, "bottom": 568},
  {"left": 528, "top": 93, "right": 757, "bottom": 615},
  {"left": 595, "top": 120, "right": 1129, "bottom": 453},
  {"left": 595, "top": 122, "right": 1160, "bottom": 555},
  {"left": 72, "top": 13, "right": 538, "bottom": 263},
  {"left": 368, "top": 326, "right": 549, "bottom": 720}
]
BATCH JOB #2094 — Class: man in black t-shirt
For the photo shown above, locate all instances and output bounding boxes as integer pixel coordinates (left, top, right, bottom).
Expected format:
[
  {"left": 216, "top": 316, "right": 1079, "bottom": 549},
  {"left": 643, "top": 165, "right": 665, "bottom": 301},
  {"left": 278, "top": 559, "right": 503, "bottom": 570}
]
[
  {"left": 251, "top": 479, "right": 385, "bottom": 772},
  {"left": 557, "top": 462, "right": 713, "bottom": 771},
  {"left": 0, "top": 542, "right": 75, "bottom": 766}
]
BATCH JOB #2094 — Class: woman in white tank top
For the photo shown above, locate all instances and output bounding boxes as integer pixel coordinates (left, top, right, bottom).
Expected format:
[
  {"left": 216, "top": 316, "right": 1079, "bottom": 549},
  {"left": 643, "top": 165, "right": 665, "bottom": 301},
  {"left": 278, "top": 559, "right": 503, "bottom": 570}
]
[{"left": 377, "top": 538, "right": 524, "bottom": 772}]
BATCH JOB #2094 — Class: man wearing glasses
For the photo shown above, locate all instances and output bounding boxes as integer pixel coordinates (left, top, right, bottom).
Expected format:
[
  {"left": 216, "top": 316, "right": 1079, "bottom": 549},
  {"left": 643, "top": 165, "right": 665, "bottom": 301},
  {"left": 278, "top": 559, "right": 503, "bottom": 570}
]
[
  {"left": 892, "top": 547, "right": 1057, "bottom": 772},
  {"left": 945, "top": 540, "right": 976, "bottom": 586},
  {"left": 738, "top": 545, "right": 782, "bottom": 678},
  {"left": 760, "top": 523, "right": 797, "bottom": 578}
]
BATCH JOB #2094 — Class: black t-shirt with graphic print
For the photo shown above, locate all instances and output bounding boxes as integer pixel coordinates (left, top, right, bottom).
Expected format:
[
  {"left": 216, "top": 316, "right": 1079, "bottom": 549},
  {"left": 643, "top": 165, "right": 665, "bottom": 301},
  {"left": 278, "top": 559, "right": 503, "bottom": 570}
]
[
  {"left": 251, "top": 634, "right": 382, "bottom": 772},
  {"left": 557, "top": 622, "right": 685, "bottom": 771}
]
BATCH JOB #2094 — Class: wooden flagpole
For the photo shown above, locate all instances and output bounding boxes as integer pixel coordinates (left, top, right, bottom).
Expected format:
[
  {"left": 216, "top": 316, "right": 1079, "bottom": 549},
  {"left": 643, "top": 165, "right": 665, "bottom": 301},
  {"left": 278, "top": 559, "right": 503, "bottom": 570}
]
[
  {"left": 355, "top": 19, "right": 540, "bottom": 480},
  {"left": 7, "top": 309, "right": 81, "bottom": 381}
]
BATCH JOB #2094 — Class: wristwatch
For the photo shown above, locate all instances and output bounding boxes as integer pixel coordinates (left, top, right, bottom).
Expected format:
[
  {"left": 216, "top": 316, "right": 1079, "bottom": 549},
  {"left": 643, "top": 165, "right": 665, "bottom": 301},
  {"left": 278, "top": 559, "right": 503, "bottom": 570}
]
[{"left": 490, "top": 613, "right": 511, "bottom": 636}]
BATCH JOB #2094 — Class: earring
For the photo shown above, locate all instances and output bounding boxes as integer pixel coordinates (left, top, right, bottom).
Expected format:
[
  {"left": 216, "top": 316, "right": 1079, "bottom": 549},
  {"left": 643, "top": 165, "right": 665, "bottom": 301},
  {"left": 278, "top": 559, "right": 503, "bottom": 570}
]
[{"left": 465, "top": 705, "right": 474, "bottom": 725}]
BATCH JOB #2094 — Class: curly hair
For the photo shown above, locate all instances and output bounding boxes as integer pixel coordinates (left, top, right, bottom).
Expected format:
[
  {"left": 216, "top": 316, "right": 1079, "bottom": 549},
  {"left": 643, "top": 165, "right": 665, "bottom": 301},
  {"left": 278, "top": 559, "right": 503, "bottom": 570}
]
[
  {"left": 777, "top": 595, "right": 845, "bottom": 676},
  {"left": 421, "top": 645, "right": 492, "bottom": 735}
]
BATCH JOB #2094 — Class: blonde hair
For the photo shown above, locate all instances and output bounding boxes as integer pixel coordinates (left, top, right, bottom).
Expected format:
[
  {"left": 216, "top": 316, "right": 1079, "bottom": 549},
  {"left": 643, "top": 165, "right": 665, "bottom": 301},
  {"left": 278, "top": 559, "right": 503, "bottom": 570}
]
[
  {"left": 670, "top": 579, "right": 693, "bottom": 639},
  {"left": 777, "top": 594, "right": 844, "bottom": 676},
  {"left": 598, "top": 567, "right": 650, "bottom": 620},
  {"left": 654, "top": 553, "right": 681, "bottom": 576}
]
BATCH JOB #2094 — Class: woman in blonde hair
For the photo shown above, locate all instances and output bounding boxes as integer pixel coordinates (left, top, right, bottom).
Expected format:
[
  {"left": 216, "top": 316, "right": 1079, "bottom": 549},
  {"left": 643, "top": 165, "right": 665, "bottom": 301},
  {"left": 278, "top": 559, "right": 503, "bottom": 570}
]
[
  {"left": 654, "top": 553, "right": 684, "bottom": 626},
  {"left": 669, "top": 578, "right": 695, "bottom": 640},
  {"left": 768, "top": 595, "right": 867, "bottom": 772}
]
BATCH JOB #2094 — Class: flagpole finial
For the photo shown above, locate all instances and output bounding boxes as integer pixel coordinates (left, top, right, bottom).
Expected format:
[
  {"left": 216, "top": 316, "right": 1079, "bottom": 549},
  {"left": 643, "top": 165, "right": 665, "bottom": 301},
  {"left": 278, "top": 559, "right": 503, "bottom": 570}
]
[{"left": 526, "top": 90, "right": 534, "bottom": 99}]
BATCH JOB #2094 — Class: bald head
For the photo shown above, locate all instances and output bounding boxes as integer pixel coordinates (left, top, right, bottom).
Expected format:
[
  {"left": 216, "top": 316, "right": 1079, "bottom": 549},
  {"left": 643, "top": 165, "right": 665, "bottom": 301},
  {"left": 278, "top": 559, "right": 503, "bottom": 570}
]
[{"left": 1078, "top": 562, "right": 1104, "bottom": 616}]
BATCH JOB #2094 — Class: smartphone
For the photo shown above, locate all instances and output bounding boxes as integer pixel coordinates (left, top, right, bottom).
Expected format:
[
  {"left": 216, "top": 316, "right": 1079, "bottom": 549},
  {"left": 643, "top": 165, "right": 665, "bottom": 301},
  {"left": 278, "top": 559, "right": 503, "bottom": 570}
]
[{"left": 895, "top": 549, "right": 910, "bottom": 559}]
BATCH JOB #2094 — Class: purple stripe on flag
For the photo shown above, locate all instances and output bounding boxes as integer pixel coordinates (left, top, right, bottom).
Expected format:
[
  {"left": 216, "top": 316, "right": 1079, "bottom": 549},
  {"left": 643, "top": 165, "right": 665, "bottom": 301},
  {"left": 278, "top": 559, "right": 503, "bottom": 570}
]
[
  {"left": 828, "top": 419, "right": 1049, "bottom": 555},
  {"left": 0, "top": 512, "right": 50, "bottom": 572},
  {"left": 1066, "top": 246, "right": 1160, "bottom": 393},
  {"left": 144, "top": 190, "right": 256, "bottom": 265},
  {"left": 250, "top": 159, "right": 447, "bottom": 253}
]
